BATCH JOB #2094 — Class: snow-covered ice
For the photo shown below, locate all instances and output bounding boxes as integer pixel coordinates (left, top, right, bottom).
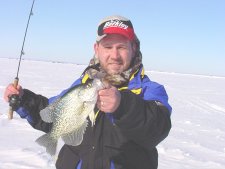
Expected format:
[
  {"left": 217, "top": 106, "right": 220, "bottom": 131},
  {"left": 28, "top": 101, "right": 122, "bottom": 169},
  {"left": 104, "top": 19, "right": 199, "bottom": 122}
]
[{"left": 0, "top": 58, "right": 225, "bottom": 169}]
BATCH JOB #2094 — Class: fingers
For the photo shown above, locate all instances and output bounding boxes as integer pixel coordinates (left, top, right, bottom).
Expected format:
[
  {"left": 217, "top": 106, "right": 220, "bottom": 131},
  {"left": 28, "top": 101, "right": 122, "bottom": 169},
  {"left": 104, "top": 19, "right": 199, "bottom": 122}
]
[
  {"left": 97, "top": 86, "right": 121, "bottom": 113},
  {"left": 96, "top": 99, "right": 110, "bottom": 113},
  {"left": 4, "top": 84, "right": 23, "bottom": 102}
]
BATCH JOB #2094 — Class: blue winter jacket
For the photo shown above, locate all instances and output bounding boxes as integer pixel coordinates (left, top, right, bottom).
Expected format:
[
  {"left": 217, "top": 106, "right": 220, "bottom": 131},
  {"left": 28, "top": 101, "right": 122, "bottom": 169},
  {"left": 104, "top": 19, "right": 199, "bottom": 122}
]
[{"left": 16, "top": 65, "right": 172, "bottom": 169}]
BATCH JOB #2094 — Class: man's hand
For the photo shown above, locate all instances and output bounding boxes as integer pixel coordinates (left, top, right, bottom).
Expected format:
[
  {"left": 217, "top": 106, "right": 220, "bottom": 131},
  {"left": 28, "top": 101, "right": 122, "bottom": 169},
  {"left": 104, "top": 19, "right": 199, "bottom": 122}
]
[
  {"left": 4, "top": 84, "right": 23, "bottom": 102},
  {"left": 97, "top": 86, "right": 121, "bottom": 113}
]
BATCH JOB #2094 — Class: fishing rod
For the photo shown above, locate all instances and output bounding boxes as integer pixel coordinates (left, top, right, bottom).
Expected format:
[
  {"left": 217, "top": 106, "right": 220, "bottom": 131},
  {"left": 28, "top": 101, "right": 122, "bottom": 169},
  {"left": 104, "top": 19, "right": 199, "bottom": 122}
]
[{"left": 8, "top": 0, "right": 36, "bottom": 119}]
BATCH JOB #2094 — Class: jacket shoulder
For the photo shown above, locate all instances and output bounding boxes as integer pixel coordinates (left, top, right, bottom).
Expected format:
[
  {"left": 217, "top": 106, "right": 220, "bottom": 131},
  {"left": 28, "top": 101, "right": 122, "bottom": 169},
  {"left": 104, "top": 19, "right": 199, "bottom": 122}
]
[
  {"left": 48, "top": 77, "right": 82, "bottom": 103},
  {"left": 142, "top": 75, "right": 172, "bottom": 113}
]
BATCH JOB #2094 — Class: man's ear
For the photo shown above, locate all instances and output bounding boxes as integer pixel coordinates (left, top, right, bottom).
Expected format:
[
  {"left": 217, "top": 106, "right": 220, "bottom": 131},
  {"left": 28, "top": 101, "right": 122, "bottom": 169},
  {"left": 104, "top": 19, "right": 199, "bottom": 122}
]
[
  {"left": 94, "top": 43, "right": 99, "bottom": 58},
  {"left": 132, "top": 41, "right": 137, "bottom": 52}
]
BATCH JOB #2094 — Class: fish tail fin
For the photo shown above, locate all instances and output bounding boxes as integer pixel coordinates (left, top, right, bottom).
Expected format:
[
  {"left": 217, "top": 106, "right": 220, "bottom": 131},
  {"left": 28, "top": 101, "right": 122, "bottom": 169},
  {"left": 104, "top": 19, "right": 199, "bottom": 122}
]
[{"left": 36, "top": 133, "right": 57, "bottom": 156}]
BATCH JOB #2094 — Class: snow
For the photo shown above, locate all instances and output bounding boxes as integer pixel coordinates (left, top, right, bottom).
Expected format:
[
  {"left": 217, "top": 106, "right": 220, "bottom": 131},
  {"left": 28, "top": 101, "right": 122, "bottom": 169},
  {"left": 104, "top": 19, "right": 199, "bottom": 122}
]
[{"left": 0, "top": 57, "right": 225, "bottom": 169}]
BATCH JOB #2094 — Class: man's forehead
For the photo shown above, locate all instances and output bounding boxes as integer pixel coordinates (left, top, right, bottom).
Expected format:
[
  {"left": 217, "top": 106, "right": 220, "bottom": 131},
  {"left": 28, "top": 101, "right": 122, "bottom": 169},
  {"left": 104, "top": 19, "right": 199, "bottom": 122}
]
[{"left": 99, "top": 34, "right": 130, "bottom": 44}]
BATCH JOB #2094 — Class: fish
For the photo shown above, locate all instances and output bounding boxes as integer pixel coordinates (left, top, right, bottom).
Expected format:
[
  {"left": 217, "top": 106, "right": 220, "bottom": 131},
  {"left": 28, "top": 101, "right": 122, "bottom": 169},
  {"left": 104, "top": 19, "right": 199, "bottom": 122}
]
[{"left": 35, "top": 78, "right": 105, "bottom": 156}]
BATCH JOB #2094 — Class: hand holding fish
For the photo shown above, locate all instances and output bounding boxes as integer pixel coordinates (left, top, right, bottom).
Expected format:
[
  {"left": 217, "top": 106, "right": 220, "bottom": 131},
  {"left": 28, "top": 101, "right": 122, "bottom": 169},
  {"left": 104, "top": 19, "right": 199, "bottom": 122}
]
[{"left": 97, "top": 86, "right": 121, "bottom": 113}]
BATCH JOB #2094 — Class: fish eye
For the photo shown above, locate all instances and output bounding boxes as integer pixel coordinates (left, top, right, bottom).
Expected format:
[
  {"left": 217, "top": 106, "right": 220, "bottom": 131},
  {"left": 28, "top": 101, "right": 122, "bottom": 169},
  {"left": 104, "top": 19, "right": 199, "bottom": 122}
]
[{"left": 86, "top": 83, "right": 92, "bottom": 88}]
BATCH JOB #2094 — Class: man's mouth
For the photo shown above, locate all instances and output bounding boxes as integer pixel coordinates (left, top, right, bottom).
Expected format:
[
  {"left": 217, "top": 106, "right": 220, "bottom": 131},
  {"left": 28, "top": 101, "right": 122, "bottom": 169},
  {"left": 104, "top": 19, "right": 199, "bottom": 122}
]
[{"left": 109, "top": 62, "right": 123, "bottom": 65}]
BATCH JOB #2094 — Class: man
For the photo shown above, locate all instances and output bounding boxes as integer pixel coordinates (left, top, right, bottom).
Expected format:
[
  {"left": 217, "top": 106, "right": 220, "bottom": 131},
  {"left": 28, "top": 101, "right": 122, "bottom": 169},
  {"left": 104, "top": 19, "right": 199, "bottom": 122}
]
[{"left": 4, "top": 15, "right": 172, "bottom": 169}]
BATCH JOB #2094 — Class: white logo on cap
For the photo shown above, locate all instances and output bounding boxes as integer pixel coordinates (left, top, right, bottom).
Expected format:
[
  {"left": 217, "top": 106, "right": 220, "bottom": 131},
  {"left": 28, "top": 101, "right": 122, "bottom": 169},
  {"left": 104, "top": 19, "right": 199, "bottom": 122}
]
[{"left": 103, "top": 20, "right": 128, "bottom": 30}]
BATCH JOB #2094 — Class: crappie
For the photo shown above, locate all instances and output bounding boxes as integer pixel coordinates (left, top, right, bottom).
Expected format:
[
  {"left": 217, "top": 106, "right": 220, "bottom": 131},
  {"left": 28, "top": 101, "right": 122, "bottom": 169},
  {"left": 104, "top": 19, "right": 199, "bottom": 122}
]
[{"left": 35, "top": 78, "right": 104, "bottom": 156}]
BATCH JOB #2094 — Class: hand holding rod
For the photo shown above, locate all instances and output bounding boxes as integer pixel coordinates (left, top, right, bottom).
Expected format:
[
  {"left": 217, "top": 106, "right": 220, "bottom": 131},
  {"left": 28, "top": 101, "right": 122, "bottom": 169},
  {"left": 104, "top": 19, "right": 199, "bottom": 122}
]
[{"left": 8, "top": 78, "right": 19, "bottom": 119}]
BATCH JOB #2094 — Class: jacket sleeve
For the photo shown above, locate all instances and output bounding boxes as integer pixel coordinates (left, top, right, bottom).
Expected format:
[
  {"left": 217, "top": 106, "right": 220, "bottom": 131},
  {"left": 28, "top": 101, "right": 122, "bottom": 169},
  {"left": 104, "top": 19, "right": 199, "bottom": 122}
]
[
  {"left": 113, "top": 89, "right": 171, "bottom": 150},
  {"left": 16, "top": 89, "right": 52, "bottom": 133},
  {"left": 16, "top": 78, "right": 82, "bottom": 133}
]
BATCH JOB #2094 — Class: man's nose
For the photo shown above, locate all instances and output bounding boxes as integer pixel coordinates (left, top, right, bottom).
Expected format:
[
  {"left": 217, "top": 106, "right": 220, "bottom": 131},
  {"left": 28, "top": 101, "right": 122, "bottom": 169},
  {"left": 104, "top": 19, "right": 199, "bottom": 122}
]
[{"left": 111, "top": 48, "right": 120, "bottom": 59}]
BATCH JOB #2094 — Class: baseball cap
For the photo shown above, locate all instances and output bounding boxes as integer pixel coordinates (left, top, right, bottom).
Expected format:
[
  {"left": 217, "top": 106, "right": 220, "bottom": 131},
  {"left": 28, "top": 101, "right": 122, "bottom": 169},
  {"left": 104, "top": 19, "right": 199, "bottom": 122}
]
[{"left": 96, "top": 15, "right": 135, "bottom": 42}]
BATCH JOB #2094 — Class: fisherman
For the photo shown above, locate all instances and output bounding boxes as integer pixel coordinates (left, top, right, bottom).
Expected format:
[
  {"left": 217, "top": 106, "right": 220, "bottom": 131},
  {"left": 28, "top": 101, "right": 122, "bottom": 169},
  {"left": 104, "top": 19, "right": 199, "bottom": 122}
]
[{"left": 4, "top": 15, "right": 172, "bottom": 169}]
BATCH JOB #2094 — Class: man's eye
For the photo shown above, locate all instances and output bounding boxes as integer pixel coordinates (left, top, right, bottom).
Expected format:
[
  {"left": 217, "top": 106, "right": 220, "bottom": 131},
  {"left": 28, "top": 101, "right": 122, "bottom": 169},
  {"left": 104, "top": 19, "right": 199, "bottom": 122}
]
[
  {"left": 104, "top": 46, "right": 112, "bottom": 49},
  {"left": 118, "top": 46, "right": 127, "bottom": 50}
]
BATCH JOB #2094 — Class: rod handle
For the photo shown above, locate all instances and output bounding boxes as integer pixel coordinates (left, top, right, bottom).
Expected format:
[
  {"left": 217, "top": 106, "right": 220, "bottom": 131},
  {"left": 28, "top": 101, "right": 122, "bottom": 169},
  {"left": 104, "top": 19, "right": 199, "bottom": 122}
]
[
  {"left": 13, "top": 77, "right": 19, "bottom": 88},
  {"left": 8, "top": 78, "right": 19, "bottom": 120}
]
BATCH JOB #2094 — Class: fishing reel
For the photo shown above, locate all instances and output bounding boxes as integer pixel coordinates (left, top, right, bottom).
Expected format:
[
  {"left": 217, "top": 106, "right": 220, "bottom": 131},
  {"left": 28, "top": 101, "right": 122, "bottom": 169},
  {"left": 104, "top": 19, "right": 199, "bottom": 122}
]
[{"left": 9, "top": 94, "right": 21, "bottom": 111}]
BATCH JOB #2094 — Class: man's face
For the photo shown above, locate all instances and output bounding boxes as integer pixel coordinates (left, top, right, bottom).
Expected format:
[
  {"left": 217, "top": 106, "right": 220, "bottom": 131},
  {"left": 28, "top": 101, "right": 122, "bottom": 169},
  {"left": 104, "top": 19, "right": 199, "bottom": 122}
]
[{"left": 94, "top": 34, "right": 135, "bottom": 75}]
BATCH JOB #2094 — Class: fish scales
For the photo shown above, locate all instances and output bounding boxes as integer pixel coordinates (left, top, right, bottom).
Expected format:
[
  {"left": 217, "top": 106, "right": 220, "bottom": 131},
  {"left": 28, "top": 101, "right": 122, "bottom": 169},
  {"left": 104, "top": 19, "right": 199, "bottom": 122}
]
[{"left": 35, "top": 78, "right": 104, "bottom": 156}]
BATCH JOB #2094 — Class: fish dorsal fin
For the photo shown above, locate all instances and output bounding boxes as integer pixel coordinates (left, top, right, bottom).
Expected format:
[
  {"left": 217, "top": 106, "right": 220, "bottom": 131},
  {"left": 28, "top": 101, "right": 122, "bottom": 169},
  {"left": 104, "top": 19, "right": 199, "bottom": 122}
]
[
  {"left": 61, "top": 119, "right": 88, "bottom": 146},
  {"left": 39, "top": 100, "right": 59, "bottom": 123}
]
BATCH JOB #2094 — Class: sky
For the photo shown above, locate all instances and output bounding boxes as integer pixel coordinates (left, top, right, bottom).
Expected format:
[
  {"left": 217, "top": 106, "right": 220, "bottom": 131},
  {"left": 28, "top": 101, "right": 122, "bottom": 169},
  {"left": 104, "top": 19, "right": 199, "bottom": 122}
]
[
  {"left": 1, "top": 58, "right": 225, "bottom": 168},
  {"left": 0, "top": 0, "right": 225, "bottom": 76}
]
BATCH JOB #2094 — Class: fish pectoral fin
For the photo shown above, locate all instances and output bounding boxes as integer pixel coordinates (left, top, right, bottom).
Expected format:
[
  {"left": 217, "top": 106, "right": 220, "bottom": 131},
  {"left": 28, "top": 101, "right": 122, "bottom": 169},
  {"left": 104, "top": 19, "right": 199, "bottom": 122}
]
[{"left": 62, "top": 119, "right": 88, "bottom": 146}]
